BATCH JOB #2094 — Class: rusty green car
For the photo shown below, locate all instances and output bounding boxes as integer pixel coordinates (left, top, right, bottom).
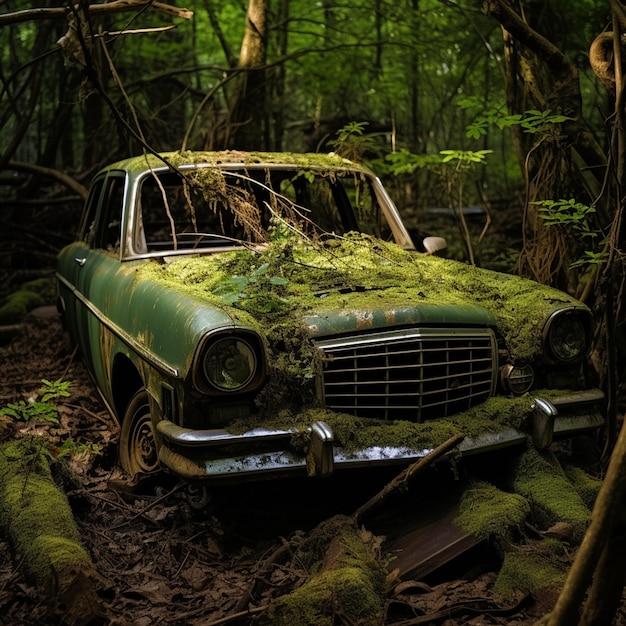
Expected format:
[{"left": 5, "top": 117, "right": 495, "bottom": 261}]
[{"left": 56, "top": 151, "right": 604, "bottom": 483}]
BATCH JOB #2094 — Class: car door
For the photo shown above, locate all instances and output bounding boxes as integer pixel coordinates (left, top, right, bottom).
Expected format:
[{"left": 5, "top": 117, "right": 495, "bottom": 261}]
[
  {"left": 59, "top": 175, "right": 105, "bottom": 353},
  {"left": 81, "top": 173, "right": 127, "bottom": 385},
  {"left": 68, "top": 173, "right": 127, "bottom": 387}
]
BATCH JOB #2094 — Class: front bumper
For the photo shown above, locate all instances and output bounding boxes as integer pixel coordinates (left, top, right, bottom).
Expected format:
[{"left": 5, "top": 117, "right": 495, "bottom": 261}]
[{"left": 155, "top": 389, "right": 604, "bottom": 481}]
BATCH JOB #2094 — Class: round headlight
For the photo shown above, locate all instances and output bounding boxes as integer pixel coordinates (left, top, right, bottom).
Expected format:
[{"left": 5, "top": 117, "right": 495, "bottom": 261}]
[
  {"left": 500, "top": 364, "right": 535, "bottom": 395},
  {"left": 545, "top": 311, "right": 588, "bottom": 362},
  {"left": 203, "top": 337, "right": 257, "bottom": 391}
]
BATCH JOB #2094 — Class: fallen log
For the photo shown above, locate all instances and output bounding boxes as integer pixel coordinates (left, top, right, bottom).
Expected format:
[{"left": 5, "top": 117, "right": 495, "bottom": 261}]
[
  {"left": 267, "top": 516, "right": 388, "bottom": 626},
  {"left": 0, "top": 436, "right": 101, "bottom": 625}
]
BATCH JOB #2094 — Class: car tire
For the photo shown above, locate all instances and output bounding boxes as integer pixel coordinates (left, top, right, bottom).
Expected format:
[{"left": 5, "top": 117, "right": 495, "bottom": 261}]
[{"left": 119, "top": 388, "right": 159, "bottom": 477}]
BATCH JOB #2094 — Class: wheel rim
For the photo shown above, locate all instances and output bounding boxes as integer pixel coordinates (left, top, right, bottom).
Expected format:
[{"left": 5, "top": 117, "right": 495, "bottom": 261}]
[{"left": 120, "top": 391, "right": 159, "bottom": 476}]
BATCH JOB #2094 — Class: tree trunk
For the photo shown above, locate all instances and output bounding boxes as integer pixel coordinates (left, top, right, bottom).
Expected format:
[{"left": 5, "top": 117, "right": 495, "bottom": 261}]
[
  {"left": 227, "top": 0, "right": 268, "bottom": 150},
  {"left": 482, "top": 0, "right": 600, "bottom": 293}
]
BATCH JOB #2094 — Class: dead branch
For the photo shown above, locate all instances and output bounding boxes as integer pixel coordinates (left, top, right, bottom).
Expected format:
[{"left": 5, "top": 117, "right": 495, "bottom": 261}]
[
  {"left": 482, "top": 0, "right": 573, "bottom": 77},
  {"left": 231, "top": 539, "right": 294, "bottom": 614},
  {"left": 6, "top": 161, "right": 88, "bottom": 200},
  {"left": 0, "top": 1, "right": 193, "bottom": 27},
  {"left": 351, "top": 433, "right": 465, "bottom": 524}
]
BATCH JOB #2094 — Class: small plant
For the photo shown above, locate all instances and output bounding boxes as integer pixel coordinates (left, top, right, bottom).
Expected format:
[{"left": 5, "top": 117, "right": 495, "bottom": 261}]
[
  {"left": 439, "top": 149, "right": 493, "bottom": 164},
  {"left": 213, "top": 262, "right": 289, "bottom": 312},
  {"left": 534, "top": 198, "right": 607, "bottom": 268},
  {"left": 458, "top": 98, "right": 572, "bottom": 139},
  {"left": 0, "top": 378, "right": 102, "bottom": 458},
  {"left": 534, "top": 198, "right": 598, "bottom": 238},
  {"left": 50, "top": 437, "right": 102, "bottom": 458},
  {"left": 328, "top": 121, "right": 385, "bottom": 161},
  {"left": 0, "top": 379, "right": 72, "bottom": 424}
]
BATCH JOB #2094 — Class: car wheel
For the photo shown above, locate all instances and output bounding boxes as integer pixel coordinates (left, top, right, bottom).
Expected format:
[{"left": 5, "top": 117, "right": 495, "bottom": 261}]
[{"left": 119, "top": 389, "right": 159, "bottom": 477}]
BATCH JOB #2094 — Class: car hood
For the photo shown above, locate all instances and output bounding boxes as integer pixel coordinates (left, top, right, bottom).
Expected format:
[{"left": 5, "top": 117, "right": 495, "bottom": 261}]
[{"left": 137, "top": 233, "right": 584, "bottom": 361}]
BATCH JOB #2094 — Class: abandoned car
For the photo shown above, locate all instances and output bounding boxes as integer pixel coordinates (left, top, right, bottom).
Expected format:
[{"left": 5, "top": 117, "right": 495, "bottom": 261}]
[{"left": 56, "top": 151, "right": 604, "bottom": 482}]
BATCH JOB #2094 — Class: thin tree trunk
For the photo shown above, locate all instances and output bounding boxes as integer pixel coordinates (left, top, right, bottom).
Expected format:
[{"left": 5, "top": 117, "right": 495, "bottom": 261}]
[{"left": 227, "top": 0, "right": 268, "bottom": 150}]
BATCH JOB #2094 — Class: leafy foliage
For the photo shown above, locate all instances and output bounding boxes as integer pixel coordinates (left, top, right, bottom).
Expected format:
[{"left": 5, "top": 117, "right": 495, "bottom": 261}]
[
  {"left": 0, "top": 379, "right": 101, "bottom": 457},
  {"left": 534, "top": 198, "right": 607, "bottom": 268},
  {"left": 458, "top": 98, "right": 573, "bottom": 139},
  {"left": 0, "top": 379, "right": 71, "bottom": 424}
]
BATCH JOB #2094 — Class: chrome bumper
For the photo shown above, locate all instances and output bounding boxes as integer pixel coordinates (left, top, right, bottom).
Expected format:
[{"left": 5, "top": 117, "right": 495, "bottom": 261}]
[{"left": 156, "top": 389, "right": 604, "bottom": 481}]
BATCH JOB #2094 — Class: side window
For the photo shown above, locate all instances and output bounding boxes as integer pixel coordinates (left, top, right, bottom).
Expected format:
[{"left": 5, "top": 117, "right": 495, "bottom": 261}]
[
  {"left": 79, "top": 178, "right": 105, "bottom": 246},
  {"left": 94, "top": 175, "right": 126, "bottom": 252}
]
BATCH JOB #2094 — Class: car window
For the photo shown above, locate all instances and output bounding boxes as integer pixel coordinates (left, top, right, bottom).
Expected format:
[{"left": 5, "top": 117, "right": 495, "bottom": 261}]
[
  {"left": 80, "top": 177, "right": 105, "bottom": 246},
  {"left": 136, "top": 167, "right": 393, "bottom": 253},
  {"left": 94, "top": 175, "right": 125, "bottom": 252}
]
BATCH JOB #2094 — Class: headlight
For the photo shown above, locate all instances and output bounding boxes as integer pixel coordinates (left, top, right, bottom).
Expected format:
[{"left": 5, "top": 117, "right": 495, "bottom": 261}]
[
  {"left": 501, "top": 363, "right": 534, "bottom": 395},
  {"left": 196, "top": 331, "right": 265, "bottom": 393},
  {"left": 544, "top": 309, "right": 590, "bottom": 363},
  {"left": 204, "top": 337, "right": 256, "bottom": 390}
]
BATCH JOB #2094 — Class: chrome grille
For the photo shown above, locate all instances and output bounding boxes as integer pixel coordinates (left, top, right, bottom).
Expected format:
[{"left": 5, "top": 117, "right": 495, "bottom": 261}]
[{"left": 315, "top": 328, "right": 496, "bottom": 421}]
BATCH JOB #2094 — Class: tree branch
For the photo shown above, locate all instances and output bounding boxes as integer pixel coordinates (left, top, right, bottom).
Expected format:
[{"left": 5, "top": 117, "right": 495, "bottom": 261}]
[
  {"left": 7, "top": 161, "right": 88, "bottom": 200},
  {"left": 481, "top": 0, "right": 574, "bottom": 78},
  {"left": 0, "top": 0, "right": 193, "bottom": 27}
]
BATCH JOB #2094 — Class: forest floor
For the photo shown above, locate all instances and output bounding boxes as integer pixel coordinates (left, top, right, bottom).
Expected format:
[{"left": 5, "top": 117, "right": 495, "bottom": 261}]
[{"left": 0, "top": 310, "right": 623, "bottom": 626}]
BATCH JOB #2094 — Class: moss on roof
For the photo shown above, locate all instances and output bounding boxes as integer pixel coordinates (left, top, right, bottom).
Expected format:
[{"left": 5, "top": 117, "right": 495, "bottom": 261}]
[{"left": 112, "top": 150, "right": 362, "bottom": 175}]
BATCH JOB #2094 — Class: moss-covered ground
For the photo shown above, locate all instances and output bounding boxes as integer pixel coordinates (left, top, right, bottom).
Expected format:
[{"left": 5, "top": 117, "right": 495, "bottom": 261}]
[
  {"left": 268, "top": 516, "right": 388, "bottom": 626},
  {"left": 0, "top": 277, "right": 56, "bottom": 325}
]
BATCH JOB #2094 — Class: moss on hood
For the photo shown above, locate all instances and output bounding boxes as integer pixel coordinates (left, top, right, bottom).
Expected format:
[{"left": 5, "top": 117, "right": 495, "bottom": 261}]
[{"left": 137, "top": 232, "right": 582, "bottom": 361}]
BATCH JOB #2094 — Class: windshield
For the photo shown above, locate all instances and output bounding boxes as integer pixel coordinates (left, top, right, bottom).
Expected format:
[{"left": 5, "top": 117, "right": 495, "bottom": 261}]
[{"left": 136, "top": 167, "right": 394, "bottom": 254}]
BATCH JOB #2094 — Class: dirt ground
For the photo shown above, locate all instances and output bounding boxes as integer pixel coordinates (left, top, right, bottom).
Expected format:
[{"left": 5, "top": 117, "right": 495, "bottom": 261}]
[{"left": 0, "top": 310, "right": 621, "bottom": 626}]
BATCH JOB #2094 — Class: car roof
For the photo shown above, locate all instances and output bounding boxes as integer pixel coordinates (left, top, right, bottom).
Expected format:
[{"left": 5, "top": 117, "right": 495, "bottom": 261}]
[{"left": 100, "top": 151, "right": 370, "bottom": 177}]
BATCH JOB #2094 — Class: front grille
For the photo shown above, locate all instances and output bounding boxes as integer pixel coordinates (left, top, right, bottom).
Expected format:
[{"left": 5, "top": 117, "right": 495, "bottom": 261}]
[{"left": 315, "top": 328, "right": 496, "bottom": 421}]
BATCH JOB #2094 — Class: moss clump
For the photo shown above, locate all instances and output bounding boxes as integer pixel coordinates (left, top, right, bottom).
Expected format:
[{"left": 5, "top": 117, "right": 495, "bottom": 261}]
[
  {"left": 493, "top": 547, "right": 567, "bottom": 598},
  {"left": 455, "top": 480, "right": 530, "bottom": 541},
  {"left": 0, "top": 437, "right": 93, "bottom": 593},
  {"left": 0, "top": 278, "right": 54, "bottom": 324},
  {"left": 269, "top": 518, "right": 386, "bottom": 626},
  {"left": 509, "top": 447, "right": 591, "bottom": 541},
  {"left": 562, "top": 463, "right": 602, "bottom": 509}
]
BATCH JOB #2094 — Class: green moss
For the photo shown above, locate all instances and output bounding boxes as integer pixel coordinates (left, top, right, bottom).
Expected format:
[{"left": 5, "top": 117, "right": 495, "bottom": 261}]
[
  {"left": 269, "top": 522, "right": 386, "bottom": 626},
  {"left": 0, "top": 277, "right": 55, "bottom": 324},
  {"left": 138, "top": 232, "right": 581, "bottom": 364},
  {"left": 563, "top": 463, "right": 601, "bottom": 509},
  {"left": 270, "top": 567, "right": 383, "bottom": 626},
  {"left": 0, "top": 437, "right": 92, "bottom": 592},
  {"left": 493, "top": 548, "right": 566, "bottom": 598},
  {"left": 455, "top": 480, "right": 530, "bottom": 541},
  {"left": 228, "top": 396, "right": 534, "bottom": 456},
  {"left": 141, "top": 149, "right": 359, "bottom": 172},
  {"left": 509, "top": 447, "right": 591, "bottom": 540}
]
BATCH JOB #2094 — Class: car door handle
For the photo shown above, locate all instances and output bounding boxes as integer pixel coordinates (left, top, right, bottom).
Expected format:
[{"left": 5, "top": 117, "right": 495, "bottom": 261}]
[{"left": 74, "top": 257, "right": 87, "bottom": 267}]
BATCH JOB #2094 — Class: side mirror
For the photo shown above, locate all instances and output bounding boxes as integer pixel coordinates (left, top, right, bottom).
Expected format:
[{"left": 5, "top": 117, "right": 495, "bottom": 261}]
[{"left": 423, "top": 236, "right": 447, "bottom": 255}]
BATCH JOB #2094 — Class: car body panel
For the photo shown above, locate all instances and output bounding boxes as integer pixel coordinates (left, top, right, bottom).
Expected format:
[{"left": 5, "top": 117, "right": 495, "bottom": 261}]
[{"left": 56, "top": 151, "right": 605, "bottom": 482}]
